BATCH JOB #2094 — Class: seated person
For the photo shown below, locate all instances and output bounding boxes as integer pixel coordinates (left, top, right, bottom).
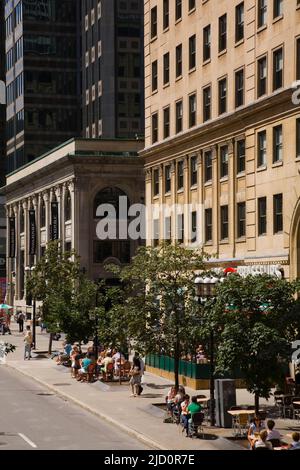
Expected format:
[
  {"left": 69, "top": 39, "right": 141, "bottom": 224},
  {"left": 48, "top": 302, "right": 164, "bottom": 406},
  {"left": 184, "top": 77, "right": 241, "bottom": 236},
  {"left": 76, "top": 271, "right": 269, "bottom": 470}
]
[
  {"left": 77, "top": 353, "right": 93, "bottom": 381},
  {"left": 184, "top": 396, "right": 202, "bottom": 437},
  {"left": 289, "top": 432, "right": 300, "bottom": 450},
  {"left": 248, "top": 414, "right": 265, "bottom": 449},
  {"left": 180, "top": 394, "right": 190, "bottom": 427},
  {"left": 100, "top": 352, "right": 114, "bottom": 380},
  {"left": 56, "top": 341, "right": 72, "bottom": 365},
  {"left": 166, "top": 386, "right": 178, "bottom": 415},
  {"left": 266, "top": 419, "right": 282, "bottom": 444},
  {"left": 254, "top": 430, "right": 273, "bottom": 450},
  {"left": 112, "top": 350, "right": 125, "bottom": 374}
]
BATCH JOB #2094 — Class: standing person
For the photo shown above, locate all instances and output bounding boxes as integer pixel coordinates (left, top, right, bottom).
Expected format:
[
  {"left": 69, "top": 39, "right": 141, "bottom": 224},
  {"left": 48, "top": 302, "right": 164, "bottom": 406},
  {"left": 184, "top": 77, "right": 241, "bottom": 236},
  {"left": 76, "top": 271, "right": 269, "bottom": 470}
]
[
  {"left": 17, "top": 311, "right": 25, "bottom": 333},
  {"left": 129, "top": 356, "right": 142, "bottom": 397},
  {"left": 133, "top": 352, "right": 144, "bottom": 395},
  {"left": 24, "top": 325, "right": 33, "bottom": 360}
]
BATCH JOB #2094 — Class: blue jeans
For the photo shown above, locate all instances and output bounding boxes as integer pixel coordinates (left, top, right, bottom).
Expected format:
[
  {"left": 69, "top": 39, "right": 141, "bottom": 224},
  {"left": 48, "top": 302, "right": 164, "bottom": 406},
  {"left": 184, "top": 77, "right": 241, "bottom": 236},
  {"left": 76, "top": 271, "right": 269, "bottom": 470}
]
[{"left": 24, "top": 344, "right": 31, "bottom": 359}]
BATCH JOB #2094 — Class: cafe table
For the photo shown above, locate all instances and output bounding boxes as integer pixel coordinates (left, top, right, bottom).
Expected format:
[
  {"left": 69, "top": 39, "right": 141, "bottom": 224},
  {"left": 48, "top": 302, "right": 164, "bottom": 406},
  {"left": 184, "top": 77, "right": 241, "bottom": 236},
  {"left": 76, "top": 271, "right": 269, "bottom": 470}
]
[
  {"left": 227, "top": 409, "right": 255, "bottom": 437},
  {"left": 197, "top": 398, "right": 209, "bottom": 403}
]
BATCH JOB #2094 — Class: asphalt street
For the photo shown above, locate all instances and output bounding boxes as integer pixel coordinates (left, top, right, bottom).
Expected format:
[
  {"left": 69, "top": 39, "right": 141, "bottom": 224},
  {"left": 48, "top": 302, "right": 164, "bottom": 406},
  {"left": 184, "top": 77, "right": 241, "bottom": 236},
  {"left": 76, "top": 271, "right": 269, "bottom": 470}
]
[{"left": 0, "top": 366, "right": 150, "bottom": 450}]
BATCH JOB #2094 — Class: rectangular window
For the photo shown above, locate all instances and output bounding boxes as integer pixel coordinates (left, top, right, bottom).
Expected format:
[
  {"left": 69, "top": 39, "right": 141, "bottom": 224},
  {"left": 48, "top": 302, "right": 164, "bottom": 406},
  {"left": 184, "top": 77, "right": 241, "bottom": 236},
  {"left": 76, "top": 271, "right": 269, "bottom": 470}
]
[
  {"left": 273, "top": 48, "right": 283, "bottom": 90},
  {"left": 258, "top": 197, "right": 267, "bottom": 235},
  {"left": 165, "top": 216, "right": 172, "bottom": 241},
  {"left": 204, "top": 151, "right": 213, "bottom": 182},
  {"left": 205, "top": 208, "right": 212, "bottom": 242},
  {"left": 237, "top": 139, "right": 246, "bottom": 173},
  {"left": 153, "top": 219, "right": 159, "bottom": 247},
  {"left": 235, "top": 69, "right": 244, "bottom": 107},
  {"left": 151, "top": 7, "right": 157, "bottom": 38},
  {"left": 237, "top": 202, "right": 246, "bottom": 238},
  {"left": 203, "top": 25, "right": 211, "bottom": 62},
  {"left": 189, "top": 0, "right": 196, "bottom": 11},
  {"left": 218, "top": 78, "right": 227, "bottom": 115},
  {"left": 163, "top": 106, "right": 170, "bottom": 139},
  {"left": 152, "top": 60, "right": 158, "bottom": 92},
  {"left": 153, "top": 168, "right": 159, "bottom": 196},
  {"left": 235, "top": 2, "right": 244, "bottom": 42},
  {"left": 152, "top": 113, "right": 158, "bottom": 143},
  {"left": 175, "top": 0, "right": 182, "bottom": 21},
  {"left": 177, "top": 214, "right": 184, "bottom": 243},
  {"left": 221, "top": 205, "right": 229, "bottom": 240},
  {"left": 297, "top": 38, "right": 300, "bottom": 81},
  {"left": 189, "top": 93, "right": 197, "bottom": 128},
  {"left": 176, "top": 100, "right": 183, "bottom": 133},
  {"left": 190, "top": 156, "right": 197, "bottom": 186},
  {"left": 258, "top": 56, "right": 267, "bottom": 97},
  {"left": 177, "top": 160, "right": 184, "bottom": 190},
  {"left": 163, "top": 0, "right": 169, "bottom": 30},
  {"left": 258, "top": 130, "right": 267, "bottom": 166},
  {"left": 273, "top": 125, "right": 283, "bottom": 162},
  {"left": 219, "top": 14, "right": 227, "bottom": 52},
  {"left": 191, "top": 211, "right": 197, "bottom": 243},
  {"left": 273, "top": 0, "right": 283, "bottom": 18},
  {"left": 163, "top": 52, "right": 170, "bottom": 85},
  {"left": 203, "top": 86, "right": 211, "bottom": 122},
  {"left": 273, "top": 193, "right": 283, "bottom": 233},
  {"left": 297, "top": 118, "right": 300, "bottom": 157},
  {"left": 176, "top": 44, "right": 182, "bottom": 77},
  {"left": 220, "top": 145, "right": 229, "bottom": 178},
  {"left": 189, "top": 34, "right": 196, "bottom": 70},
  {"left": 258, "top": 0, "right": 267, "bottom": 27},
  {"left": 165, "top": 165, "right": 171, "bottom": 193}
]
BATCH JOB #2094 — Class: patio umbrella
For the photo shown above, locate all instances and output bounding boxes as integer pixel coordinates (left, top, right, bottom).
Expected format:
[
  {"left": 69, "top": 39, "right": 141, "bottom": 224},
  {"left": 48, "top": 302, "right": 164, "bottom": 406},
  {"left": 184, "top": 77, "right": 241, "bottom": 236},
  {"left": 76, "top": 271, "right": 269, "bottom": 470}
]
[{"left": 0, "top": 304, "right": 13, "bottom": 309}]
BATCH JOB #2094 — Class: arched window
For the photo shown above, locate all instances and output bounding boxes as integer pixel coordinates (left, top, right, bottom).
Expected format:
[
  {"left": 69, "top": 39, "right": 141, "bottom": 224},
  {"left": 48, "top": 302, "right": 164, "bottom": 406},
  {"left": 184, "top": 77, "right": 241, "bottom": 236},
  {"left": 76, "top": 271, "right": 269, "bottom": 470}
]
[
  {"left": 93, "top": 187, "right": 129, "bottom": 219},
  {"left": 20, "top": 207, "right": 24, "bottom": 233},
  {"left": 65, "top": 190, "right": 71, "bottom": 221},
  {"left": 40, "top": 199, "right": 46, "bottom": 227}
]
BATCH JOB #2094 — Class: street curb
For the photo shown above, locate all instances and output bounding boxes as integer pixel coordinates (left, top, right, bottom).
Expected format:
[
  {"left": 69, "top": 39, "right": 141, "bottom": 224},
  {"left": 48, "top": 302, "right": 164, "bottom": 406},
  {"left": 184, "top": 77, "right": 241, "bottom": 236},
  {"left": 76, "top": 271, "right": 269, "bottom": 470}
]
[{"left": 5, "top": 362, "right": 166, "bottom": 451}]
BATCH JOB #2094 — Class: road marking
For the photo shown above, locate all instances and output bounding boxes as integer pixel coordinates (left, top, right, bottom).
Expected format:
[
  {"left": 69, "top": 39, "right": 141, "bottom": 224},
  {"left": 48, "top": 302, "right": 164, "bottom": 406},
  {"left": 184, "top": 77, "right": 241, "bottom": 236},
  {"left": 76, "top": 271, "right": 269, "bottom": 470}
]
[{"left": 18, "top": 433, "right": 37, "bottom": 448}]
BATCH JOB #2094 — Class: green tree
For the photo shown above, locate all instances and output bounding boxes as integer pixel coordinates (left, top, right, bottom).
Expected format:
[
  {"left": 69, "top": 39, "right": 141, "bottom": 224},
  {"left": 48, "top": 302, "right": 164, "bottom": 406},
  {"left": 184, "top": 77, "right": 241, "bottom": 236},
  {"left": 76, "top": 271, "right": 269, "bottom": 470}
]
[
  {"left": 113, "top": 243, "right": 209, "bottom": 387},
  {"left": 201, "top": 274, "right": 300, "bottom": 413}
]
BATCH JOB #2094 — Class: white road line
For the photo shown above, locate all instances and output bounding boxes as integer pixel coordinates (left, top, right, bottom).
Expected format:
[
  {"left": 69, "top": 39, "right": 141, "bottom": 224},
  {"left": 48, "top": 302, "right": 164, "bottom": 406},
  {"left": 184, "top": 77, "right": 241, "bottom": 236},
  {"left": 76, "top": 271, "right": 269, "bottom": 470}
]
[{"left": 18, "top": 433, "right": 37, "bottom": 449}]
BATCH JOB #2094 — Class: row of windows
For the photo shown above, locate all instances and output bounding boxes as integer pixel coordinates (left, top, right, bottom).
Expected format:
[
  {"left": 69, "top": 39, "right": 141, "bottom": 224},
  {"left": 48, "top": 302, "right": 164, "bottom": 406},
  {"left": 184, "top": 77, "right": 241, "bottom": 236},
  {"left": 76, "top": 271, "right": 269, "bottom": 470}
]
[
  {"left": 151, "top": 1, "right": 293, "bottom": 40},
  {"left": 152, "top": 193, "right": 283, "bottom": 246},
  {"left": 152, "top": 118, "right": 300, "bottom": 196},
  {"left": 6, "top": 39, "right": 24, "bottom": 72},
  {"left": 6, "top": 72, "right": 24, "bottom": 104}
]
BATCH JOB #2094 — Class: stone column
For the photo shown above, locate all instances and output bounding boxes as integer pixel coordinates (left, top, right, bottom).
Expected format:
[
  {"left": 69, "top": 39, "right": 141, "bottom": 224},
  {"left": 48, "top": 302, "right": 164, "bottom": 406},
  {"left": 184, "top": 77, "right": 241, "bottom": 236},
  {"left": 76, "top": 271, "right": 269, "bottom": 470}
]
[
  {"left": 44, "top": 191, "right": 50, "bottom": 244},
  {"left": 68, "top": 179, "right": 76, "bottom": 251},
  {"left": 145, "top": 168, "right": 152, "bottom": 245}
]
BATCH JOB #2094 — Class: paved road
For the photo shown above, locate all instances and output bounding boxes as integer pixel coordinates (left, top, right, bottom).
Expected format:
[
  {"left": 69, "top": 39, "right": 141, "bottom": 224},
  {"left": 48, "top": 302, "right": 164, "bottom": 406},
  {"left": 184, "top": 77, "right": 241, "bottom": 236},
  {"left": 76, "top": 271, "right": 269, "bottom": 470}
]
[{"left": 0, "top": 366, "right": 150, "bottom": 450}]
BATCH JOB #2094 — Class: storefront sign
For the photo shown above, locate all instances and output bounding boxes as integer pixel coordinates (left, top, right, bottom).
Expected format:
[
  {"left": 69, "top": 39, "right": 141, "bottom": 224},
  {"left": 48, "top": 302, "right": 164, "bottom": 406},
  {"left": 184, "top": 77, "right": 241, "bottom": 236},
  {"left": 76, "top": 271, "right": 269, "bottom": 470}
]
[
  {"left": 236, "top": 264, "right": 284, "bottom": 278},
  {"left": 29, "top": 210, "right": 36, "bottom": 255},
  {"left": 9, "top": 217, "right": 15, "bottom": 258}
]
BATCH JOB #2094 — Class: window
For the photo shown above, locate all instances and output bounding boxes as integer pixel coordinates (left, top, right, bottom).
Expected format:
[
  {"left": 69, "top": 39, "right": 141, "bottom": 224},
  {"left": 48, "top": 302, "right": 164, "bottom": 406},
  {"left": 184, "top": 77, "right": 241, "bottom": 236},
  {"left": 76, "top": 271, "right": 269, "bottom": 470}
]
[
  {"left": 273, "top": 194, "right": 283, "bottom": 233},
  {"left": 273, "top": 125, "right": 283, "bottom": 162},
  {"left": 153, "top": 219, "right": 159, "bottom": 246},
  {"left": 205, "top": 208, "right": 212, "bottom": 242},
  {"left": 203, "top": 86, "right": 211, "bottom": 121},
  {"left": 189, "top": 94, "right": 197, "bottom": 128},
  {"left": 152, "top": 113, "right": 158, "bottom": 143},
  {"left": 235, "top": 69, "right": 244, "bottom": 107},
  {"left": 190, "top": 156, "right": 197, "bottom": 186},
  {"left": 297, "top": 118, "right": 300, "bottom": 157},
  {"left": 189, "top": 0, "right": 196, "bottom": 11},
  {"left": 258, "top": 197, "right": 267, "bottom": 235},
  {"left": 257, "top": 56, "right": 267, "bottom": 97},
  {"left": 65, "top": 191, "right": 71, "bottom": 221},
  {"left": 163, "top": 106, "right": 170, "bottom": 139},
  {"left": 175, "top": 0, "right": 182, "bottom": 21},
  {"left": 258, "top": 0, "right": 267, "bottom": 27},
  {"left": 220, "top": 146, "right": 229, "bottom": 178},
  {"left": 177, "top": 160, "right": 184, "bottom": 190},
  {"left": 151, "top": 7, "right": 157, "bottom": 39},
  {"left": 219, "top": 14, "right": 227, "bottom": 52},
  {"left": 273, "top": 48, "right": 283, "bottom": 90},
  {"left": 165, "top": 216, "right": 172, "bottom": 241},
  {"left": 235, "top": 3, "right": 244, "bottom": 42},
  {"left": 163, "top": 0, "right": 169, "bottom": 30},
  {"left": 204, "top": 151, "right": 213, "bottom": 182},
  {"left": 152, "top": 60, "right": 158, "bottom": 92},
  {"left": 237, "top": 202, "right": 246, "bottom": 238},
  {"left": 258, "top": 130, "right": 267, "bottom": 166},
  {"left": 40, "top": 200, "right": 46, "bottom": 227},
  {"left": 163, "top": 52, "right": 170, "bottom": 85},
  {"left": 176, "top": 44, "right": 182, "bottom": 77},
  {"left": 153, "top": 168, "right": 159, "bottom": 196},
  {"left": 297, "top": 38, "right": 300, "bottom": 81},
  {"left": 177, "top": 213, "right": 184, "bottom": 243},
  {"left": 165, "top": 165, "right": 171, "bottom": 192},
  {"left": 221, "top": 206, "right": 229, "bottom": 240},
  {"left": 176, "top": 100, "right": 183, "bottom": 133},
  {"left": 189, "top": 35, "right": 196, "bottom": 70},
  {"left": 237, "top": 139, "right": 246, "bottom": 173},
  {"left": 20, "top": 208, "right": 24, "bottom": 233},
  {"left": 191, "top": 211, "right": 197, "bottom": 243},
  {"left": 273, "top": 0, "right": 283, "bottom": 18},
  {"left": 218, "top": 78, "right": 227, "bottom": 115},
  {"left": 203, "top": 25, "right": 211, "bottom": 62}
]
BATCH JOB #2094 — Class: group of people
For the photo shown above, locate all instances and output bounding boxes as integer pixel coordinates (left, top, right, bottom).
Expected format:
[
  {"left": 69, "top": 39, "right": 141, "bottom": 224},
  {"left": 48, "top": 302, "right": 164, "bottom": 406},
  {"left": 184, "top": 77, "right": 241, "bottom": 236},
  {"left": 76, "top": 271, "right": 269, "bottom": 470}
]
[
  {"left": 248, "top": 415, "right": 300, "bottom": 450},
  {"left": 165, "top": 385, "right": 203, "bottom": 436}
]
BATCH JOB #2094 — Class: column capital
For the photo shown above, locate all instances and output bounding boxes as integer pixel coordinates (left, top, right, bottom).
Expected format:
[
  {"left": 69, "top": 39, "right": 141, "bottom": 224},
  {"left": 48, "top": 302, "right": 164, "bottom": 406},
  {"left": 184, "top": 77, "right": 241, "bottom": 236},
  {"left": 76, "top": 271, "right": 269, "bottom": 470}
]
[{"left": 145, "top": 168, "right": 152, "bottom": 182}]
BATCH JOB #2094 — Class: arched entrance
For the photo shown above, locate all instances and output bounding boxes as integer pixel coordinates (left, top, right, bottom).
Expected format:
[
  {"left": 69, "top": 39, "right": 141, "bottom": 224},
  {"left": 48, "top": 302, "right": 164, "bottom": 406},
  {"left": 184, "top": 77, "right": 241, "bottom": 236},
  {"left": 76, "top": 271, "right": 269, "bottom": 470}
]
[{"left": 290, "top": 198, "right": 300, "bottom": 280}]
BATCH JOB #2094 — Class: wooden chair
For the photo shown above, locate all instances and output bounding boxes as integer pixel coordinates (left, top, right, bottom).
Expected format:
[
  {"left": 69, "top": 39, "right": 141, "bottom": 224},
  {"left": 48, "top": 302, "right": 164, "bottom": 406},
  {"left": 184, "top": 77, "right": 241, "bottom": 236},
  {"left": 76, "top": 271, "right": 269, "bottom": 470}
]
[
  {"left": 122, "top": 361, "right": 132, "bottom": 379},
  {"left": 104, "top": 362, "right": 114, "bottom": 381}
]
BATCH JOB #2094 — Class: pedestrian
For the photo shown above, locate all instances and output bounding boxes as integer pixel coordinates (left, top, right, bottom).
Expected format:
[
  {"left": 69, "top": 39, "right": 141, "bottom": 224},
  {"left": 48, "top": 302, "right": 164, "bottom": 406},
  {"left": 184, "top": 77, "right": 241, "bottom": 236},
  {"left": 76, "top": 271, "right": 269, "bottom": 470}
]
[
  {"left": 133, "top": 352, "right": 144, "bottom": 395},
  {"left": 129, "top": 356, "right": 142, "bottom": 397},
  {"left": 17, "top": 311, "right": 25, "bottom": 333},
  {"left": 24, "top": 325, "right": 33, "bottom": 360}
]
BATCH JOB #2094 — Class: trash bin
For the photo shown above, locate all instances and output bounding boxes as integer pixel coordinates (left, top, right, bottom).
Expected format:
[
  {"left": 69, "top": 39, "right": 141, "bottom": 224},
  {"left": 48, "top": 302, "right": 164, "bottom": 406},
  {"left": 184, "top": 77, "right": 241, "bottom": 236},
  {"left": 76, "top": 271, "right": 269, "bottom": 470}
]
[{"left": 215, "top": 379, "right": 237, "bottom": 428}]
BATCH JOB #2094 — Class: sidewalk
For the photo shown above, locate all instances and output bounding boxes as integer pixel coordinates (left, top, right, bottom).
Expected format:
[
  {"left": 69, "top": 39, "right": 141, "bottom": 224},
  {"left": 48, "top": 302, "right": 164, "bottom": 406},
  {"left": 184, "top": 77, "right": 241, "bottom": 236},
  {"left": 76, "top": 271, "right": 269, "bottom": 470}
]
[{"left": 1, "top": 324, "right": 265, "bottom": 450}]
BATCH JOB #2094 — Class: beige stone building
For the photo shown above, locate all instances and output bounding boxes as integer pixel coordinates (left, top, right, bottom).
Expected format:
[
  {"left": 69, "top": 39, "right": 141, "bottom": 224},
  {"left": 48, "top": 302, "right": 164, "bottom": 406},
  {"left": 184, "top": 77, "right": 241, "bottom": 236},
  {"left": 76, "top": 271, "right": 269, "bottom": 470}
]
[
  {"left": 5, "top": 138, "right": 144, "bottom": 310},
  {"left": 142, "top": 0, "right": 300, "bottom": 279}
]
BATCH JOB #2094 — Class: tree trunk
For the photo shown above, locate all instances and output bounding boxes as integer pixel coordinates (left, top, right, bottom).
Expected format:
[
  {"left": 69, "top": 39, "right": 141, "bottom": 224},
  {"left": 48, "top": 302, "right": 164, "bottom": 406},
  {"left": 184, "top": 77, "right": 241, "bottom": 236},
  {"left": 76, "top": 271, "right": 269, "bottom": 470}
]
[
  {"left": 48, "top": 333, "right": 53, "bottom": 355},
  {"left": 255, "top": 393, "right": 260, "bottom": 415},
  {"left": 174, "top": 350, "right": 179, "bottom": 389}
]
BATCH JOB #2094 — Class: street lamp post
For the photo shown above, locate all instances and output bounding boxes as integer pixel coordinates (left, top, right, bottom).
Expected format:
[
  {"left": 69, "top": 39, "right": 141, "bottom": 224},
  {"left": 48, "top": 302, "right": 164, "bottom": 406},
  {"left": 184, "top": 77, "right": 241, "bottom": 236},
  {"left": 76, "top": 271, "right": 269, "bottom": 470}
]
[
  {"left": 194, "top": 275, "right": 219, "bottom": 427},
  {"left": 25, "top": 265, "right": 36, "bottom": 349}
]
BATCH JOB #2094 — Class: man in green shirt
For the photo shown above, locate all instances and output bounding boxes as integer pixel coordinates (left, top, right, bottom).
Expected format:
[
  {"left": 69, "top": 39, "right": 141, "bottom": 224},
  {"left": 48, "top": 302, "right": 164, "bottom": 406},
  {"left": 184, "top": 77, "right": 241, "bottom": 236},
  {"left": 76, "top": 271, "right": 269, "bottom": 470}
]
[{"left": 182, "top": 396, "right": 202, "bottom": 436}]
